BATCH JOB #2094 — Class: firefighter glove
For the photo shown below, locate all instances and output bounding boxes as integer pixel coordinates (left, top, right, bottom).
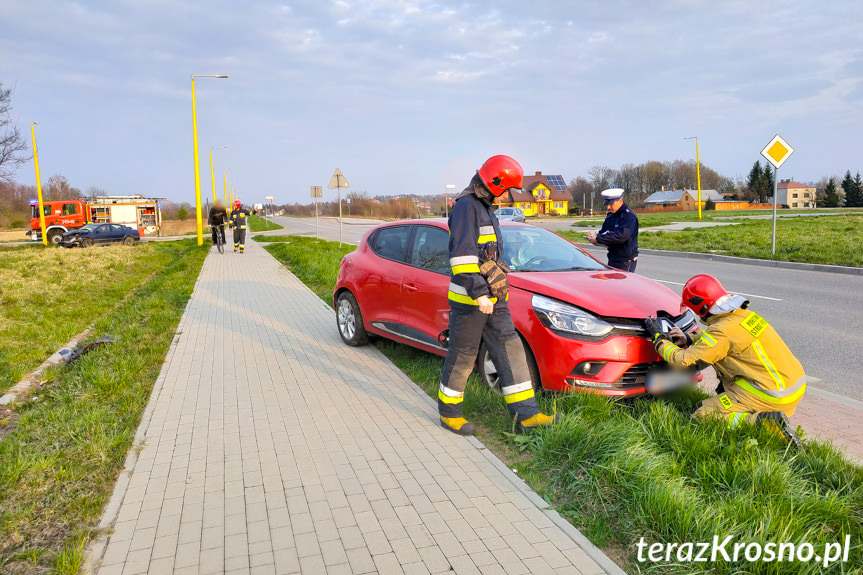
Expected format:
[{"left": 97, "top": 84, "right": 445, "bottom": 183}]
[
  {"left": 479, "top": 259, "right": 509, "bottom": 300},
  {"left": 644, "top": 316, "right": 665, "bottom": 341}
]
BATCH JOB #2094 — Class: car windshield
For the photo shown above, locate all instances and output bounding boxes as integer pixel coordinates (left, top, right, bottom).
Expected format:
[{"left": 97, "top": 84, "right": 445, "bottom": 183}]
[
  {"left": 501, "top": 226, "right": 606, "bottom": 272},
  {"left": 77, "top": 224, "right": 99, "bottom": 231},
  {"left": 496, "top": 209, "right": 512, "bottom": 216}
]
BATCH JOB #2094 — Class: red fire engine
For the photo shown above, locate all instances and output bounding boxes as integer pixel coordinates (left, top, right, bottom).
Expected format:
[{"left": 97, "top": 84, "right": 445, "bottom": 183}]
[{"left": 29, "top": 196, "right": 162, "bottom": 244}]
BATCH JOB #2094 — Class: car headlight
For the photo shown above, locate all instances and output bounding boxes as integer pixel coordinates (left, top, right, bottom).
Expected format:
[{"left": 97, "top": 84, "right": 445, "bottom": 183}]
[{"left": 532, "top": 294, "right": 613, "bottom": 338}]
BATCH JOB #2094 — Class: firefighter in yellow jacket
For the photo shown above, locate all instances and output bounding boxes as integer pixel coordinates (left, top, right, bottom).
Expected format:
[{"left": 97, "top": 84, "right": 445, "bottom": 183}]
[{"left": 646, "top": 274, "right": 805, "bottom": 446}]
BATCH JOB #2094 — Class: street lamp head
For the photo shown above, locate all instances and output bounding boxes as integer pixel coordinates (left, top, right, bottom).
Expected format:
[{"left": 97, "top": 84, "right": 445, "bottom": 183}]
[
  {"left": 192, "top": 74, "right": 230, "bottom": 79},
  {"left": 684, "top": 136, "right": 697, "bottom": 140},
  {"left": 32, "top": 121, "right": 39, "bottom": 126}
]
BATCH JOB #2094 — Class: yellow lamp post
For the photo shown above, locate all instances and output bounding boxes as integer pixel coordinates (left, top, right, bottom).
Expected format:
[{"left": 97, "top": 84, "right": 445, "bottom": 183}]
[
  {"left": 191, "top": 74, "right": 228, "bottom": 246},
  {"left": 209, "top": 146, "right": 228, "bottom": 204},
  {"left": 685, "top": 136, "right": 703, "bottom": 220},
  {"left": 30, "top": 122, "right": 47, "bottom": 246}
]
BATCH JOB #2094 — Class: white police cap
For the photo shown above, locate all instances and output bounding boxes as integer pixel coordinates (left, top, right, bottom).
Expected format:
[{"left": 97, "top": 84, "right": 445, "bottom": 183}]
[{"left": 601, "top": 188, "right": 624, "bottom": 205}]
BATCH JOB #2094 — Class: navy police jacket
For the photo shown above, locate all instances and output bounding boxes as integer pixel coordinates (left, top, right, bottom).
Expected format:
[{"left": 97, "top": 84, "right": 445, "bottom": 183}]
[
  {"left": 596, "top": 202, "right": 639, "bottom": 262},
  {"left": 447, "top": 180, "right": 504, "bottom": 309}
]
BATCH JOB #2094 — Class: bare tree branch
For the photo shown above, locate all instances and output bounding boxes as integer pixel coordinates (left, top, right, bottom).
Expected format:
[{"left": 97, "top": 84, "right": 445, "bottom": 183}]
[{"left": 0, "top": 82, "right": 32, "bottom": 182}]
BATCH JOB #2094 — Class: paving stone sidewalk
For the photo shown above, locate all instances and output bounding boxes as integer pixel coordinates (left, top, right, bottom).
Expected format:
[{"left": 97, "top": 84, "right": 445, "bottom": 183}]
[{"left": 88, "top": 239, "right": 622, "bottom": 575}]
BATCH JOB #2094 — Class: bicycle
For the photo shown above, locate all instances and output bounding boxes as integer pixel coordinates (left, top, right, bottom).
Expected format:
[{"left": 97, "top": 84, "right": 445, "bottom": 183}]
[{"left": 213, "top": 224, "right": 226, "bottom": 254}]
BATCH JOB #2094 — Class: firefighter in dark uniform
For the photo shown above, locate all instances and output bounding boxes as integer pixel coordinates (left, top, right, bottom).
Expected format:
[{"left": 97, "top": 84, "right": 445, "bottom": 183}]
[
  {"left": 208, "top": 199, "right": 228, "bottom": 247},
  {"left": 229, "top": 200, "right": 254, "bottom": 253},
  {"left": 439, "top": 155, "right": 561, "bottom": 435},
  {"left": 587, "top": 188, "right": 639, "bottom": 272}
]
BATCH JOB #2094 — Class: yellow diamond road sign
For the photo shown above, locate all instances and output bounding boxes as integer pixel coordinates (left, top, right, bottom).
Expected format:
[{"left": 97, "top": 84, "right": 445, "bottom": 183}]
[{"left": 760, "top": 134, "right": 794, "bottom": 170}]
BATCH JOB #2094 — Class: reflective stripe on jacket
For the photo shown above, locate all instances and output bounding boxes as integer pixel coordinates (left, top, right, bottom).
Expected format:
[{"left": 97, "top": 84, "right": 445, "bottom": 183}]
[
  {"left": 656, "top": 308, "right": 806, "bottom": 405},
  {"left": 447, "top": 183, "right": 504, "bottom": 308}
]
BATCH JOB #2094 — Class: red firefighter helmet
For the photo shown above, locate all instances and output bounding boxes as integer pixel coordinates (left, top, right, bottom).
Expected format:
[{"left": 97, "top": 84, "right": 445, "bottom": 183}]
[
  {"left": 233, "top": 200, "right": 242, "bottom": 211},
  {"left": 682, "top": 274, "right": 734, "bottom": 318},
  {"left": 477, "top": 155, "right": 524, "bottom": 197}
]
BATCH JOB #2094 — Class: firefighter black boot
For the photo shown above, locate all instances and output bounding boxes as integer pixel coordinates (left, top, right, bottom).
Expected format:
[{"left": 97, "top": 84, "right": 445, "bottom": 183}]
[
  {"left": 440, "top": 417, "right": 476, "bottom": 436},
  {"left": 757, "top": 411, "right": 802, "bottom": 448}
]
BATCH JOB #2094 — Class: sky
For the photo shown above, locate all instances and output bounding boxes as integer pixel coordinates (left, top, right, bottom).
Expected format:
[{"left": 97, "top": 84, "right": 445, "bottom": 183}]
[{"left": 1, "top": 0, "right": 861, "bottom": 205}]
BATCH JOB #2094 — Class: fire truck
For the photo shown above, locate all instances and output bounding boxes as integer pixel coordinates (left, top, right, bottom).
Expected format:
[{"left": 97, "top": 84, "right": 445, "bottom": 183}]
[{"left": 28, "top": 196, "right": 163, "bottom": 244}]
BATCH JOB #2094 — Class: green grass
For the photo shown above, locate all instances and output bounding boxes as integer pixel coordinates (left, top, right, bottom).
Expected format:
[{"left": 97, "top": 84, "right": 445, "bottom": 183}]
[
  {"left": 564, "top": 215, "right": 863, "bottom": 267},
  {"left": 247, "top": 214, "right": 284, "bottom": 232},
  {"left": 0, "top": 240, "right": 208, "bottom": 574},
  {"left": 263, "top": 235, "right": 863, "bottom": 574},
  {"left": 0, "top": 243, "right": 178, "bottom": 389}
]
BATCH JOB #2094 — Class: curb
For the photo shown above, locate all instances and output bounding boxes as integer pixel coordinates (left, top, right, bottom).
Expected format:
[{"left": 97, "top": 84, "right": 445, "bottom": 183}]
[{"left": 578, "top": 245, "right": 863, "bottom": 276}]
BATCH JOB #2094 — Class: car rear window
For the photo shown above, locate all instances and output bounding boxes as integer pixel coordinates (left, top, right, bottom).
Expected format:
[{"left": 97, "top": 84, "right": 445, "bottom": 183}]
[
  {"left": 410, "top": 226, "right": 449, "bottom": 275},
  {"left": 370, "top": 226, "right": 410, "bottom": 263}
]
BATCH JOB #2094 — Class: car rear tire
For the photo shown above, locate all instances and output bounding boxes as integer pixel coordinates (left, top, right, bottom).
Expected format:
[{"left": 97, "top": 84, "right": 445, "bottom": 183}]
[
  {"left": 81, "top": 238, "right": 94, "bottom": 248},
  {"left": 336, "top": 291, "right": 369, "bottom": 347},
  {"left": 47, "top": 229, "right": 63, "bottom": 245},
  {"left": 478, "top": 337, "right": 541, "bottom": 393},
  {"left": 123, "top": 236, "right": 135, "bottom": 246}
]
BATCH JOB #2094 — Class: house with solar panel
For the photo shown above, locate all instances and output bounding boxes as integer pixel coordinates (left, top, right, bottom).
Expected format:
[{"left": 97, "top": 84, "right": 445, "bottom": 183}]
[{"left": 496, "top": 171, "right": 570, "bottom": 216}]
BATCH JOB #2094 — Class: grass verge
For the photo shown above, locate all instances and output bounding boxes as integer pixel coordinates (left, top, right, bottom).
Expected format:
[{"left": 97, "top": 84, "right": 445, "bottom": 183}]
[
  {"left": 0, "top": 240, "right": 208, "bottom": 574},
  {"left": 0, "top": 244, "right": 179, "bottom": 390},
  {"left": 264, "top": 235, "right": 863, "bottom": 574},
  {"left": 247, "top": 214, "right": 284, "bottom": 232},
  {"left": 562, "top": 214, "right": 863, "bottom": 267}
]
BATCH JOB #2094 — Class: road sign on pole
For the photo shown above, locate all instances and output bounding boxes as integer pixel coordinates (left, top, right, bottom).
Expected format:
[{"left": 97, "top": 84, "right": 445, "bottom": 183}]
[
  {"left": 761, "top": 134, "right": 794, "bottom": 255},
  {"left": 328, "top": 169, "right": 350, "bottom": 246},
  {"left": 310, "top": 186, "right": 322, "bottom": 238}
]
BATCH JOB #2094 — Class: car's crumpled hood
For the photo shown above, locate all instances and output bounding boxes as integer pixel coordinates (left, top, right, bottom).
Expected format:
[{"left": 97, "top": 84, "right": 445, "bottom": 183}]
[{"left": 509, "top": 270, "right": 681, "bottom": 319}]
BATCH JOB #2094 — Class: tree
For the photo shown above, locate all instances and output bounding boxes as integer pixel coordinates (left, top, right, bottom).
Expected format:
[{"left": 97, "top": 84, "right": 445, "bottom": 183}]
[
  {"left": 745, "top": 160, "right": 774, "bottom": 203},
  {"left": 45, "top": 174, "right": 80, "bottom": 200},
  {"left": 177, "top": 206, "right": 189, "bottom": 221},
  {"left": 822, "top": 178, "right": 841, "bottom": 207},
  {"left": 841, "top": 170, "right": 863, "bottom": 207},
  {"left": 705, "top": 198, "right": 716, "bottom": 211},
  {"left": 854, "top": 173, "right": 863, "bottom": 207},
  {"left": 0, "top": 82, "right": 30, "bottom": 182}
]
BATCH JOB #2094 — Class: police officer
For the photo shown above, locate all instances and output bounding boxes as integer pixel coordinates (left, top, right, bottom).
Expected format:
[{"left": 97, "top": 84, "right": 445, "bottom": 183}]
[
  {"left": 229, "top": 200, "right": 254, "bottom": 253},
  {"left": 439, "top": 155, "right": 560, "bottom": 435},
  {"left": 587, "top": 188, "right": 639, "bottom": 272},
  {"left": 646, "top": 274, "right": 805, "bottom": 446}
]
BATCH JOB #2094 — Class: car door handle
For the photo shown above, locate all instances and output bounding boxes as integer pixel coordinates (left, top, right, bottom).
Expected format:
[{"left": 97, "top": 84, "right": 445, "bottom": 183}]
[{"left": 403, "top": 284, "right": 418, "bottom": 293}]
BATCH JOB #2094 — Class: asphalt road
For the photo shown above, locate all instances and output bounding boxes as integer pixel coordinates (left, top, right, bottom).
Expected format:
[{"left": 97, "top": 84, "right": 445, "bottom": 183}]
[
  {"left": 271, "top": 215, "right": 862, "bottom": 401},
  {"left": 270, "top": 215, "right": 380, "bottom": 245}
]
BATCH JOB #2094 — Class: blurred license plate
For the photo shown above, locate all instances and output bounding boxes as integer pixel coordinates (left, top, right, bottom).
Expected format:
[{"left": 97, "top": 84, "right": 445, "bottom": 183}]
[{"left": 646, "top": 370, "right": 693, "bottom": 395}]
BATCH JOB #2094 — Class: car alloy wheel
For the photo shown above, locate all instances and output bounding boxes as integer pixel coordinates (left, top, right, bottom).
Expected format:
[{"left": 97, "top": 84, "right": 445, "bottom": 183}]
[
  {"left": 336, "top": 292, "right": 369, "bottom": 346},
  {"left": 338, "top": 299, "right": 355, "bottom": 340},
  {"left": 123, "top": 236, "right": 135, "bottom": 246}
]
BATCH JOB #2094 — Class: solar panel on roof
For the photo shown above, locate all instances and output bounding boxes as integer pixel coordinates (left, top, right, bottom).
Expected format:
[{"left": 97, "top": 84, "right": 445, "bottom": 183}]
[{"left": 545, "top": 175, "right": 567, "bottom": 191}]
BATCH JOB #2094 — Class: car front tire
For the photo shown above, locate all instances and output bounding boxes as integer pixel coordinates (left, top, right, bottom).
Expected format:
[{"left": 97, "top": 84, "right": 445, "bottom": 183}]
[
  {"left": 123, "top": 236, "right": 135, "bottom": 246},
  {"left": 81, "top": 238, "right": 94, "bottom": 248},
  {"left": 336, "top": 291, "right": 369, "bottom": 347},
  {"left": 478, "top": 338, "right": 541, "bottom": 393}
]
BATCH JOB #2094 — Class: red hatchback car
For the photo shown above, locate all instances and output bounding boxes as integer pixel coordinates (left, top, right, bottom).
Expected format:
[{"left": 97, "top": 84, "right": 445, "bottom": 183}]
[{"left": 333, "top": 219, "right": 697, "bottom": 396}]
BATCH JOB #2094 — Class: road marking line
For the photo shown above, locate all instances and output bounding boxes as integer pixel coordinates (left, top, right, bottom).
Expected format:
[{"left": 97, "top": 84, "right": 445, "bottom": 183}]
[{"left": 650, "top": 279, "right": 783, "bottom": 302}]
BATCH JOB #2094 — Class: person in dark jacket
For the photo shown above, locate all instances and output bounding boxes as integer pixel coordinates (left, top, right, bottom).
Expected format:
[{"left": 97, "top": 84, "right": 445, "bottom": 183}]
[
  {"left": 208, "top": 199, "right": 228, "bottom": 247},
  {"left": 587, "top": 188, "right": 639, "bottom": 272},
  {"left": 229, "top": 200, "right": 255, "bottom": 253},
  {"left": 439, "top": 155, "right": 561, "bottom": 436}
]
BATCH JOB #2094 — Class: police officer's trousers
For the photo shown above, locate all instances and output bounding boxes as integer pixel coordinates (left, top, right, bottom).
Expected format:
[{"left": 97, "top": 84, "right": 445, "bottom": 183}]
[
  {"left": 608, "top": 257, "right": 637, "bottom": 272},
  {"left": 233, "top": 227, "right": 246, "bottom": 252},
  {"left": 439, "top": 302, "right": 540, "bottom": 423}
]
